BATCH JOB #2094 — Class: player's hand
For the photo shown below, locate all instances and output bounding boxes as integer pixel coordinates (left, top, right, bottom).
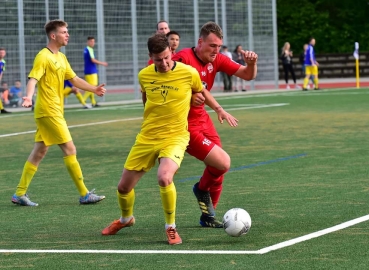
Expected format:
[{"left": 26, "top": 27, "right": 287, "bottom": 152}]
[
  {"left": 102, "top": 62, "right": 108, "bottom": 67},
  {"left": 95, "top": 83, "right": 106, "bottom": 96},
  {"left": 191, "top": 92, "right": 205, "bottom": 106},
  {"left": 241, "top": 50, "right": 258, "bottom": 65},
  {"left": 216, "top": 108, "right": 238, "bottom": 127},
  {"left": 22, "top": 96, "right": 33, "bottom": 108}
]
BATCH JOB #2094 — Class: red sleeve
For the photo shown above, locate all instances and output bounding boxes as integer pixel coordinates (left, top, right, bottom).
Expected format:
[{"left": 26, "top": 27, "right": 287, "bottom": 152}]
[
  {"left": 172, "top": 49, "right": 188, "bottom": 63},
  {"left": 217, "top": 53, "right": 240, "bottom": 75}
]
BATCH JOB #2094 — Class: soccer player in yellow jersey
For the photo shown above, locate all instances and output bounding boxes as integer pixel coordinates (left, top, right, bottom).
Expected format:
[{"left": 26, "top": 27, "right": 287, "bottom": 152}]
[
  {"left": 11, "top": 19, "right": 106, "bottom": 206},
  {"left": 101, "top": 33, "right": 205, "bottom": 245}
]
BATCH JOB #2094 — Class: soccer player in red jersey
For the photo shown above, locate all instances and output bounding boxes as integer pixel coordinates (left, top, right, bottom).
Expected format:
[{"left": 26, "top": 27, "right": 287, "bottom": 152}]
[{"left": 172, "top": 21, "right": 258, "bottom": 228}]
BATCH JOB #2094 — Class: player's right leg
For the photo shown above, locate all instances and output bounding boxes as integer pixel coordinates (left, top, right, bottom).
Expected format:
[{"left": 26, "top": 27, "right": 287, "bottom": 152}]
[
  {"left": 12, "top": 141, "right": 49, "bottom": 206},
  {"left": 102, "top": 136, "right": 153, "bottom": 235},
  {"left": 101, "top": 169, "right": 144, "bottom": 235},
  {"left": 84, "top": 74, "right": 98, "bottom": 106}
]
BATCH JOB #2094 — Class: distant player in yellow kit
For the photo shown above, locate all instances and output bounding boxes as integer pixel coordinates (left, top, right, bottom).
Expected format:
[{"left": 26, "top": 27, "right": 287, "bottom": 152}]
[{"left": 11, "top": 20, "right": 106, "bottom": 206}]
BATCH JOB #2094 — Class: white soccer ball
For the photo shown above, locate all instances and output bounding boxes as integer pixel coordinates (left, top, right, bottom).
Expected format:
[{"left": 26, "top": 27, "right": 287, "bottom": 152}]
[{"left": 222, "top": 208, "right": 252, "bottom": 237}]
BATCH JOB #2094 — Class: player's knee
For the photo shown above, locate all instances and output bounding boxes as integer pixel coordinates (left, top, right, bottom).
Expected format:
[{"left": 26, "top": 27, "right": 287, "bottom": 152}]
[
  {"left": 117, "top": 185, "right": 132, "bottom": 194},
  {"left": 218, "top": 153, "right": 231, "bottom": 171},
  {"left": 157, "top": 172, "right": 173, "bottom": 187}
]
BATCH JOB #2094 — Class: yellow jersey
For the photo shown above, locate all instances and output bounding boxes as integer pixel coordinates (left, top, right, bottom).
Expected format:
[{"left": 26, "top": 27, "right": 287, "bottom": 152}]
[
  {"left": 139, "top": 61, "right": 203, "bottom": 138},
  {"left": 29, "top": 48, "right": 76, "bottom": 118}
]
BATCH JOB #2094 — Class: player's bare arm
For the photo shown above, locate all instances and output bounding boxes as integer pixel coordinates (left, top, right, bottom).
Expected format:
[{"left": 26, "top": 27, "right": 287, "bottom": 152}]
[
  {"left": 91, "top": 58, "right": 108, "bottom": 67},
  {"left": 202, "top": 89, "right": 238, "bottom": 127},
  {"left": 234, "top": 50, "right": 258, "bottom": 81},
  {"left": 69, "top": 76, "right": 106, "bottom": 96},
  {"left": 191, "top": 91, "right": 205, "bottom": 106},
  {"left": 22, "top": 78, "right": 37, "bottom": 107}
]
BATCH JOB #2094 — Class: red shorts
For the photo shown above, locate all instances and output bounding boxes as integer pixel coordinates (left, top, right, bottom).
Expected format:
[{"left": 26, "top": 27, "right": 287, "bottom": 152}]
[{"left": 186, "top": 115, "right": 222, "bottom": 161}]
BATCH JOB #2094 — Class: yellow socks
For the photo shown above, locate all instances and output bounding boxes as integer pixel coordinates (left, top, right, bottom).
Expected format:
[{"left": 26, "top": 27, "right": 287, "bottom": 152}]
[
  {"left": 0, "top": 99, "right": 4, "bottom": 110},
  {"left": 75, "top": 92, "right": 86, "bottom": 106},
  {"left": 117, "top": 189, "right": 135, "bottom": 218},
  {"left": 63, "top": 155, "right": 88, "bottom": 196},
  {"left": 303, "top": 78, "right": 309, "bottom": 89},
  {"left": 83, "top": 92, "right": 96, "bottom": 106},
  {"left": 159, "top": 182, "right": 177, "bottom": 226},
  {"left": 15, "top": 161, "right": 38, "bottom": 196},
  {"left": 314, "top": 78, "right": 319, "bottom": 88}
]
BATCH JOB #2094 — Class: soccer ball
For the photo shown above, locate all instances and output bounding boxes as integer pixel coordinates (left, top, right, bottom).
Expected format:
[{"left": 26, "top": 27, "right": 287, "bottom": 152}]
[{"left": 222, "top": 208, "right": 252, "bottom": 237}]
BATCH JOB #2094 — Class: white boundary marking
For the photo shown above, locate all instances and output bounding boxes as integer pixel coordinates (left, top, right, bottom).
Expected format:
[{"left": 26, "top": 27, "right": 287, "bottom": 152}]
[
  {"left": 0, "top": 214, "right": 368, "bottom": 255},
  {"left": 0, "top": 104, "right": 288, "bottom": 138}
]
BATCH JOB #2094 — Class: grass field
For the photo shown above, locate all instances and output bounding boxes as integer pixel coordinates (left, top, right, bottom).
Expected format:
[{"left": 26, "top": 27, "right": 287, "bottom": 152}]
[{"left": 1, "top": 88, "right": 369, "bottom": 269}]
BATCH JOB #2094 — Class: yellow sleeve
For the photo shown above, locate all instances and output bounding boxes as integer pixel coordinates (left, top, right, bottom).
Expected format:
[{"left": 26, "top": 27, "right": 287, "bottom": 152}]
[
  {"left": 28, "top": 53, "right": 46, "bottom": 81},
  {"left": 63, "top": 54, "right": 76, "bottom": 80},
  {"left": 190, "top": 67, "right": 203, "bottom": 93},
  {"left": 138, "top": 70, "right": 146, "bottom": 93}
]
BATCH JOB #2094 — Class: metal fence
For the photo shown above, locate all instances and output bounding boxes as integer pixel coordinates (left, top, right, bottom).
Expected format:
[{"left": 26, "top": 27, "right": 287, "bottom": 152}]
[{"left": 0, "top": 0, "right": 278, "bottom": 103}]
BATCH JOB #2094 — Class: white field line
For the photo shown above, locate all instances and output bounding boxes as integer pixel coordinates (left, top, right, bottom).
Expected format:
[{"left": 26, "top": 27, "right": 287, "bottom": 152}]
[
  {"left": 0, "top": 214, "right": 368, "bottom": 255},
  {"left": 0, "top": 104, "right": 288, "bottom": 138},
  {"left": 0, "top": 117, "right": 142, "bottom": 138},
  {"left": 257, "top": 214, "right": 369, "bottom": 254}
]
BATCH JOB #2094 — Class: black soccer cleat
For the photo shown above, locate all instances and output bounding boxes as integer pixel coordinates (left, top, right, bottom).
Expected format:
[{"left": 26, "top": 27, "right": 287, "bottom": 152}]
[
  {"left": 0, "top": 109, "right": 11, "bottom": 114},
  {"left": 199, "top": 214, "right": 223, "bottom": 228},
  {"left": 193, "top": 182, "right": 215, "bottom": 217}
]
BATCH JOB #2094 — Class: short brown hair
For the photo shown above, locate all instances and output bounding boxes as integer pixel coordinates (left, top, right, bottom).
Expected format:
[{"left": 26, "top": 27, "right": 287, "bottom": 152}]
[
  {"left": 156, "top": 20, "right": 169, "bottom": 30},
  {"left": 147, "top": 33, "right": 169, "bottom": 54},
  {"left": 44, "top": 19, "right": 68, "bottom": 37},
  {"left": 87, "top": 36, "right": 95, "bottom": 40},
  {"left": 199, "top": 21, "right": 223, "bottom": 40}
]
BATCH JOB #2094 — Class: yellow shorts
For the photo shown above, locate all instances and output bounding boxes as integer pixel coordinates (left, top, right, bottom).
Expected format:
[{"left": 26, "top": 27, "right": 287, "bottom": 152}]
[
  {"left": 35, "top": 116, "right": 72, "bottom": 146},
  {"left": 124, "top": 133, "right": 189, "bottom": 172},
  {"left": 305, "top": 65, "right": 318, "bottom": 76},
  {"left": 63, "top": 87, "right": 72, "bottom": 97},
  {"left": 85, "top": 74, "right": 98, "bottom": 86}
]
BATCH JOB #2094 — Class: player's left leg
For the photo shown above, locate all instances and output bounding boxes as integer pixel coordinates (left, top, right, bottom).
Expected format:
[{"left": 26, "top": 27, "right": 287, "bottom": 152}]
[
  {"left": 0, "top": 99, "right": 10, "bottom": 113},
  {"left": 157, "top": 139, "right": 186, "bottom": 244},
  {"left": 187, "top": 122, "right": 228, "bottom": 228}
]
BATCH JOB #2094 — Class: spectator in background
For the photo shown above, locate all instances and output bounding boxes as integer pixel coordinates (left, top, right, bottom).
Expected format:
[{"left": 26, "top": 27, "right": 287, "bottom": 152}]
[
  {"left": 299, "top": 44, "right": 314, "bottom": 89},
  {"left": 9, "top": 80, "right": 23, "bottom": 107},
  {"left": 232, "top": 45, "right": 246, "bottom": 91},
  {"left": 280, "top": 42, "right": 300, "bottom": 90},
  {"left": 220, "top": 46, "right": 233, "bottom": 92},
  {"left": 303, "top": 37, "right": 319, "bottom": 91}
]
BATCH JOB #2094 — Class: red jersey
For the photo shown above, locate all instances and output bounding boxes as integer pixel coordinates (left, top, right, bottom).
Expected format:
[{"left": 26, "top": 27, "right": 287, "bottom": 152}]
[{"left": 173, "top": 47, "right": 240, "bottom": 121}]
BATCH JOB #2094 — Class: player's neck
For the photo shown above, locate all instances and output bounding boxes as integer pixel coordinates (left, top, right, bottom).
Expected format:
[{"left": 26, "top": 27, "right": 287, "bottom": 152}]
[
  {"left": 193, "top": 47, "right": 206, "bottom": 64},
  {"left": 46, "top": 43, "right": 61, "bottom": 54}
]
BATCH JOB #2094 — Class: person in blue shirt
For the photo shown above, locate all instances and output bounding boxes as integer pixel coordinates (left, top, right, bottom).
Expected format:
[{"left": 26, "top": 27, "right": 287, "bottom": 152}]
[
  {"left": 83, "top": 36, "right": 108, "bottom": 107},
  {"left": 9, "top": 80, "right": 23, "bottom": 107},
  {"left": 303, "top": 37, "right": 319, "bottom": 90}
]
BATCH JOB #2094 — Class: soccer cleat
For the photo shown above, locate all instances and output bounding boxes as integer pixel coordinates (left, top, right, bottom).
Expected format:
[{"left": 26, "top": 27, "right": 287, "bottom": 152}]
[
  {"left": 83, "top": 105, "right": 92, "bottom": 109},
  {"left": 101, "top": 217, "right": 135, "bottom": 235},
  {"left": 166, "top": 227, "right": 182, "bottom": 245},
  {"left": 295, "top": 85, "right": 302, "bottom": 89},
  {"left": 314, "top": 87, "right": 320, "bottom": 90},
  {"left": 302, "top": 88, "right": 308, "bottom": 91},
  {"left": 193, "top": 182, "right": 215, "bottom": 216},
  {"left": 92, "top": 103, "right": 100, "bottom": 107},
  {"left": 11, "top": 194, "right": 38, "bottom": 206},
  {"left": 199, "top": 214, "right": 223, "bottom": 228},
  {"left": 79, "top": 189, "right": 105, "bottom": 204},
  {"left": 0, "top": 109, "right": 11, "bottom": 114}
]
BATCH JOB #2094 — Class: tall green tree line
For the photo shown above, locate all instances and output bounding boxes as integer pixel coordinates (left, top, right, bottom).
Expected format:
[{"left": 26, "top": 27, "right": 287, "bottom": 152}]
[{"left": 277, "top": 0, "right": 369, "bottom": 53}]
